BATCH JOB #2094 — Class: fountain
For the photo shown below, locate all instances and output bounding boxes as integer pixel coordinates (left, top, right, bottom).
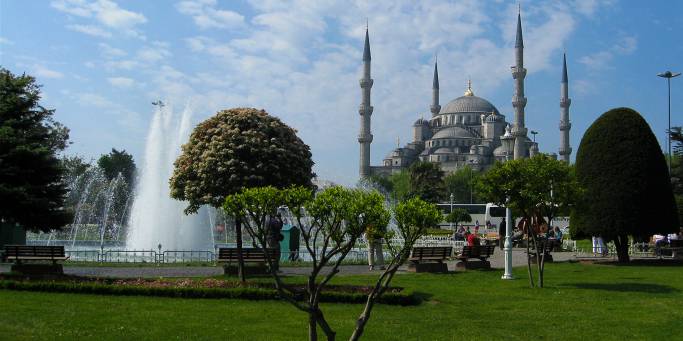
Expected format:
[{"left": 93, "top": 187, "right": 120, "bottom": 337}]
[{"left": 125, "top": 103, "right": 214, "bottom": 251}]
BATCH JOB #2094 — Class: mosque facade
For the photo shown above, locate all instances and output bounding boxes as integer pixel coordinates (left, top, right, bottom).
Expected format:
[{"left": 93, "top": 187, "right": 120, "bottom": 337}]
[{"left": 358, "top": 11, "right": 572, "bottom": 177}]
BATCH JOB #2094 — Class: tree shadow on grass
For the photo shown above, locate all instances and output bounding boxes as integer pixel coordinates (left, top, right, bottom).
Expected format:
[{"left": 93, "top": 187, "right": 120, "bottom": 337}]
[{"left": 562, "top": 282, "right": 679, "bottom": 294}]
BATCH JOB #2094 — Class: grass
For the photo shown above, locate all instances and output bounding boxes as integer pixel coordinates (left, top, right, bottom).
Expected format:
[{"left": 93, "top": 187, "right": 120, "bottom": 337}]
[{"left": 1, "top": 261, "right": 682, "bottom": 340}]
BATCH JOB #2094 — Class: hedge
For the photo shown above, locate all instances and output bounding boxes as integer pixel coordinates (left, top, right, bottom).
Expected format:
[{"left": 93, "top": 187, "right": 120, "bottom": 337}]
[{"left": 0, "top": 280, "right": 420, "bottom": 306}]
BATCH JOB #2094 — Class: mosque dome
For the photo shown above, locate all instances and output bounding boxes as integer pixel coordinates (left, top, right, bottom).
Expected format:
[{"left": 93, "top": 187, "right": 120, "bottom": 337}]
[
  {"left": 439, "top": 81, "right": 500, "bottom": 115},
  {"left": 433, "top": 147, "right": 452, "bottom": 154},
  {"left": 432, "top": 126, "right": 474, "bottom": 139}
]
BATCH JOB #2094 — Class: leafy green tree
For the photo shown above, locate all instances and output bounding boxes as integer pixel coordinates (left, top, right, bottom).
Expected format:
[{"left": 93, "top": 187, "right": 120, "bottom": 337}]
[
  {"left": 443, "top": 165, "right": 481, "bottom": 204},
  {"left": 171, "top": 107, "right": 314, "bottom": 281},
  {"left": 573, "top": 108, "right": 679, "bottom": 262},
  {"left": 0, "top": 68, "right": 72, "bottom": 232},
  {"left": 445, "top": 208, "right": 471, "bottom": 230},
  {"left": 361, "top": 170, "right": 410, "bottom": 203},
  {"left": 670, "top": 127, "right": 683, "bottom": 224},
  {"left": 408, "top": 161, "right": 445, "bottom": 203},
  {"left": 97, "top": 148, "right": 136, "bottom": 187},
  {"left": 225, "top": 186, "right": 389, "bottom": 341},
  {"left": 477, "top": 155, "right": 578, "bottom": 287},
  {"left": 350, "top": 197, "right": 441, "bottom": 341}
]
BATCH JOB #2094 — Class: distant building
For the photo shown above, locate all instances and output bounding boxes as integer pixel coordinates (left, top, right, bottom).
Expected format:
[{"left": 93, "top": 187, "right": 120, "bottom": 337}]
[{"left": 358, "top": 9, "right": 571, "bottom": 177}]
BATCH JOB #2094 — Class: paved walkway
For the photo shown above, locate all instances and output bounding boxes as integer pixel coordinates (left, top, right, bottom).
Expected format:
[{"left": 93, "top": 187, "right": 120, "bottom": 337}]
[{"left": 0, "top": 248, "right": 580, "bottom": 278}]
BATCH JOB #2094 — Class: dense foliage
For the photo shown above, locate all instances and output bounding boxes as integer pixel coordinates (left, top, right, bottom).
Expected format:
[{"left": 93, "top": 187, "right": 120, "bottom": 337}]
[
  {"left": 0, "top": 68, "right": 71, "bottom": 231},
  {"left": 477, "top": 154, "right": 578, "bottom": 287},
  {"left": 443, "top": 165, "right": 481, "bottom": 204},
  {"left": 97, "top": 148, "right": 136, "bottom": 189},
  {"left": 170, "top": 107, "right": 314, "bottom": 213},
  {"left": 572, "top": 108, "right": 679, "bottom": 262},
  {"left": 408, "top": 161, "right": 445, "bottom": 203},
  {"left": 670, "top": 127, "right": 683, "bottom": 224}
]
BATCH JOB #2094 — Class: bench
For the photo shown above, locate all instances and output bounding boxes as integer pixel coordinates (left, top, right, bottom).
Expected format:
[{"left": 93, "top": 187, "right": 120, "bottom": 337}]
[
  {"left": 455, "top": 244, "right": 495, "bottom": 269},
  {"left": 217, "top": 248, "right": 279, "bottom": 275},
  {"left": 527, "top": 238, "right": 560, "bottom": 262},
  {"left": 660, "top": 240, "right": 683, "bottom": 259},
  {"left": 407, "top": 246, "right": 452, "bottom": 273},
  {"left": 3, "top": 245, "right": 69, "bottom": 275}
]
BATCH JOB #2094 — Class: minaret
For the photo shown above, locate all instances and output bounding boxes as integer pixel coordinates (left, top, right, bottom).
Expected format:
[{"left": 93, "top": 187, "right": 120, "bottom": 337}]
[
  {"left": 430, "top": 57, "right": 441, "bottom": 116},
  {"left": 559, "top": 53, "right": 572, "bottom": 162},
  {"left": 511, "top": 7, "right": 528, "bottom": 160},
  {"left": 358, "top": 26, "right": 374, "bottom": 178}
]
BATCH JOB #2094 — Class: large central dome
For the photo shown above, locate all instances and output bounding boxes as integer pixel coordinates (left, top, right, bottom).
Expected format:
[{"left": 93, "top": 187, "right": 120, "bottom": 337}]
[{"left": 440, "top": 95, "right": 500, "bottom": 115}]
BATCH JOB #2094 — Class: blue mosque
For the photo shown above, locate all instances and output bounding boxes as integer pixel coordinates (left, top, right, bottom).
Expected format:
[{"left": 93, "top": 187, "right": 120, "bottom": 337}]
[{"left": 357, "top": 10, "right": 572, "bottom": 177}]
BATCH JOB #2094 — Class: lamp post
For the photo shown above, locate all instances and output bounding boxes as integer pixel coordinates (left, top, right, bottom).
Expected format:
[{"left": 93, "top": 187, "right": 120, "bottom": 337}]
[
  {"left": 530, "top": 130, "right": 538, "bottom": 143},
  {"left": 449, "top": 193, "right": 454, "bottom": 231},
  {"left": 502, "top": 199, "right": 514, "bottom": 280},
  {"left": 657, "top": 70, "right": 681, "bottom": 175}
]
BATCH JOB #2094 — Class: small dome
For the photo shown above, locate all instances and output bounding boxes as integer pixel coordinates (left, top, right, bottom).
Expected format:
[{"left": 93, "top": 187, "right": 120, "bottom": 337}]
[
  {"left": 413, "top": 118, "right": 428, "bottom": 126},
  {"left": 440, "top": 95, "right": 500, "bottom": 115},
  {"left": 433, "top": 147, "right": 452, "bottom": 154},
  {"left": 431, "top": 126, "right": 473, "bottom": 139}
]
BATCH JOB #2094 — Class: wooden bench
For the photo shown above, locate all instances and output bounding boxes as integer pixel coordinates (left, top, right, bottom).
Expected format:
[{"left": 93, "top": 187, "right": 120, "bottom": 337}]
[
  {"left": 660, "top": 239, "right": 683, "bottom": 259},
  {"left": 3, "top": 245, "right": 69, "bottom": 275},
  {"left": 217, "top": 248, "right": 279, "bottom": 275},
  {"left": 527, "top": 239, "right": 560, "bottom": 262},
  {"left": 455, "top": 244, "right": 495, "bottom": 269},
  {"left": 407, "top": 246, "right": 452, "bottom": 273}
]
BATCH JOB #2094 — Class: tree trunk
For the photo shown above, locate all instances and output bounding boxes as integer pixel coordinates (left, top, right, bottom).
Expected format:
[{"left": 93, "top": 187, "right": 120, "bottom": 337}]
[
  {"left": 309, "top": 312, "right": 318, "bottom": 341},
  {"left": 614, "top": 235, "right": 630, "bottom": 263},
  {"left": 235, "top": 218, "right": 246, "bottom": 282},
  {"left": 526, "top": 232, "right": 534, "bottom": 288}
]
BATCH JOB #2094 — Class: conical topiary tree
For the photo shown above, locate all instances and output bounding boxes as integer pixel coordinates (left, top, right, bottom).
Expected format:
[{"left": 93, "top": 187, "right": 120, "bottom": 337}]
[{"left": 572, "top": 107, "right": 679, "bottom": 262}]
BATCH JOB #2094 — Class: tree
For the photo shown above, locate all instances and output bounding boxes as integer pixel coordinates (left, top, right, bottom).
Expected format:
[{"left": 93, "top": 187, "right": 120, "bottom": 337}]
[
  {"left": 443, "top": 165, "right": 481, "bottom": 204},
  {"left": 349, "top": 197, "right": 441, "bottom": 341},
  {"left": 670, "top": 127, "right": 683, "bottom": 225},
  {"left": 97, "top": 148, "right": 136, "bottom": 187},
  {"left": 361, "top": 170, "right": 410, "bottom": 204},
  {"left": 573, "top": 108, "right": 679, "bottom": 262},
  {"left": 0, "top": 68, "right": 72, "bottom": 232},
  {"left": 445, "top": 208, "right": 471, "bottom": 230},
  {"left": 477, "top": 155, "right": 578, "bottom": 287},
  {"left": 408, "top": 161, "right": 445, "bottom": 203},
  {"left": 225, "top": 186, "right": 390, "bottom": 341},
  {"left": 170, "top": 107, "right": 315, "bottom": 281}
]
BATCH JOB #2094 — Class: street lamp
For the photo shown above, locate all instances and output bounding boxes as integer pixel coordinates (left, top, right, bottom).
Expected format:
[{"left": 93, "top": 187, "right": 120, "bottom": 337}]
[
  {"left": 530, "top": 130, "right": 538, "bottom": 143},
  {"left": 657, "top": 70, "right": 681, "bottom": 175},
  {"left": 468, "top": 160, "right": 478, "bottom": 203},
  {"left": 502, "top": 199, "right": 514, "bottom": 280},
  {"left": 449, "top": 193, "right": 454, "bottom": 231}
]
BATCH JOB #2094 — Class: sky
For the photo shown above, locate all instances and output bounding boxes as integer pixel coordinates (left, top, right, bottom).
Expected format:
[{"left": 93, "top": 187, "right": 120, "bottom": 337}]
[{"left": 1, "top": 0, "right": 682, "bottom": 185}]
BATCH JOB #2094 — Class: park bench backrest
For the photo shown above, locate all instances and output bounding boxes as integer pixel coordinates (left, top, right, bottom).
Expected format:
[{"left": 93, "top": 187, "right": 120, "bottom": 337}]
[
  {"left": 218, "top": 248, "right": 279, "bottom": 262},
  {"left": 410, "top": 246, "right": 452, "bottom": 260},
  {"left": 4, "top": 245, "right": 66, "bottom": 259},
  {"left": 460, "top": 245, "right": 495, "bottom": 259}
]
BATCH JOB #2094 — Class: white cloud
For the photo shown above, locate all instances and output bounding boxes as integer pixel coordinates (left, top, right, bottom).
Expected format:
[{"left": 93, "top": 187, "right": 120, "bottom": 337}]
[
  {"left": 99, "top": 43, "right": 127, "bottom": 58},
  {"left": 580, "top": 35, "right": 638, "bottom": 70},
  {"left": 77, "top": 93, "right": 114, "bottom": 107},
  {"left": 67, "top": 24, "right": 112, "bottom": 38},
  {"left": 176, "top": 0, "right": 245, "bottom": 30},
  {"left": 107, "top": 77, "right": 135, "bottom": 88},
  {"left": 0, "top": 37, "right": 14, "bottom": 45},
  {"left": 31, "top": 64, "right": 64, "bottom": 79},
  {"left": 572, "top": 0, "right": 616, "bottom": 17},
  {"left": 51, "top": 0, "right": 147, "bottom": 38}
]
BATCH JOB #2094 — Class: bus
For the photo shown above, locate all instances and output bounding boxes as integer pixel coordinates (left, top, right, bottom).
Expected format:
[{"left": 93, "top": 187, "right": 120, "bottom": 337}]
[
  {"left": 436, "top": 203, "right": 506, "bottom": 232},
  {"left": 437, "top": 203, "right": 570, "bottom": 233}
]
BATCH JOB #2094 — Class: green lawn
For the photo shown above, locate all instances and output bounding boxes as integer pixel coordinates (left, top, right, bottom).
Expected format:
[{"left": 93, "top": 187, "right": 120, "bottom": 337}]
[{"left": 1, "top": 261, "right": 682, "bottom": 340}]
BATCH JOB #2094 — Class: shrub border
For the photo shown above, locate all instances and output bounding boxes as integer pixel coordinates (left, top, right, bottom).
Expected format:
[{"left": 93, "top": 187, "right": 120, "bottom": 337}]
[{"left": 0, "top": 280, "right": 420, "bottom": 306}]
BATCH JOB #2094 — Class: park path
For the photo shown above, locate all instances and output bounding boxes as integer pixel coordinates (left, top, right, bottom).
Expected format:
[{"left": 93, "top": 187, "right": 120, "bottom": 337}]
[{"left": 0, "top": 249, "right": 581, "bottom": 278}]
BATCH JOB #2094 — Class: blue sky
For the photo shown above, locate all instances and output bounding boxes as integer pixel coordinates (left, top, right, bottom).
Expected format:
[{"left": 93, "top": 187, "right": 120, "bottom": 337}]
[{"left": 1, "top": 0, "right": 682, "bottom": 185}]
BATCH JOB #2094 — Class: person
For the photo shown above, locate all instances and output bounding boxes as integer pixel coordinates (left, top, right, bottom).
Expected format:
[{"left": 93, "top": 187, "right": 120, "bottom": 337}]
[
  {"left": 266, "top": 213, "right": 284, "bottom": 271},
  {"left": 654, "top": 234, "right": 668, "bottom": 257},
  {"left": 498, "top": 218, "right": 506, "bottom": 250},
  {"left": 467, "top": 226, "right": 480, "bottom": 247},
  {"left": 365, "top": 225, "right": 385, "bottom": 270},
  {"left": 453, "top": 225, "right": 466, "bottom": 241}
]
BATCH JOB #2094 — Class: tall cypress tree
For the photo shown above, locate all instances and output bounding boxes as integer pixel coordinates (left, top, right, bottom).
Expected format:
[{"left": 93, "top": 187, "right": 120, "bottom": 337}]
[
  {"left": 0, "top": 68, "right": 72, "bottom": 232},
  {"left": 572, "top": 107, "right": 679, "bottom": 262}
]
